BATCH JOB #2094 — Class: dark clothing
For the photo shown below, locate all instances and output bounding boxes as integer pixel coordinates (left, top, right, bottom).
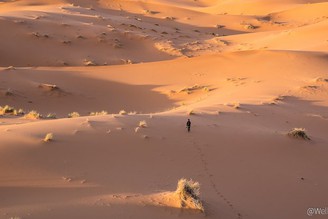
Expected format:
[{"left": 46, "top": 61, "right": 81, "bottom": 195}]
[{"left": 186, "top": 120, "right": 191, "bottom": 132}]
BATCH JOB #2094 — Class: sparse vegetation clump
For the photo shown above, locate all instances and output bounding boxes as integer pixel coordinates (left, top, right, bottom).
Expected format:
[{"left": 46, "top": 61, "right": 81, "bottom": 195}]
[
  {"left": 273, "top": 95, "right": 285, "bottom": 102},
  {"left": 43, "top": 133, "right": 54, "bottom": 142},
  {"left": 165, "top": 16, "right": 176, "bottom": 21},
  {"left": 233, "top": 103, "right": 241, "bottom": 109},
  {"left": 188, "top": 110, "right": 195, "bottom": 115},
  {"left": 3, "top": 88, "right": 14, "bottom": 96},
  {"left": 144, "top": 9, "right": 157, "bottom": 14},
  {"left": 288, "top": 128, "right": 310, "bottom": 140},
  {"left": 83, "top": 59, "right": 96, "bottom": 66},
  {"left": 90, "top": 111, "right": 108, "bottom": 116},
  {"left": 203, "top": 86, "right": 211, "bottom": 92},
  {"left": 138, "top": 120, "right": 147, "bottom": 128},
  {"left": 224, "top": 102, "right": 241, "bottom": 109},
  {"left": 38, "top": 83, "right": 59, "bottom": 91},
  {"left": 216, "top": 24, "right": 225, "bottom": 29},
  {"left": 244, "top": 24, "right": 257, "bottom": 30},
  {"left": 0, "top": 105, "right": 25, "bottom": 116},
  {"left": 128, "top": 111, "right": 137, "bottom": 115},
  {"left": 24, "top": 110, "right": 42, "bottom": 119},
  {"left": 46, "top": 113, "right": 57, "bottom": 119},
  {"left": 119, "top": 110, "right": 127, "bottom": 115},
  {"left": 5, "top": 66, "right": 15, "bottom": 70},
  {"left": 68, "top": 112, "right": 80, "bottom": 118},
  {"left": 14, "top": 108, "right": 25, "bottom": 116},
  {"left": 179, "top": 84, "right": 208, "bottom": 94},
  {"left": 315, "top": 77, "right": 328, "bottom": 83},
  {"left": 121, "top": 59, "right": 133, "bottom": 64},
  {"left": 175, "top": 178, "right": 204, "bottom": 212},
  {"left": 0, "top": 105, "right": 15, "bottom": 115}
]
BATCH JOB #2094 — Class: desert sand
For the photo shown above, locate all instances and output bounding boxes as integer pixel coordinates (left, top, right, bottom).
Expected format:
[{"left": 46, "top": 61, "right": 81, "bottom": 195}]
[{"left": 1, "top": 0, "right": 328, "bottom": 219}]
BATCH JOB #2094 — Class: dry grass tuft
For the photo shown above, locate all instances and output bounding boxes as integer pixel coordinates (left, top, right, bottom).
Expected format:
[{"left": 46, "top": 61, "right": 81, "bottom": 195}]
[
  {"left": 272, "top": 95, "right": 285, "bottom": 102},
  {"left": 128, "top": 111, "right": 137, "bottom": 115},
  {"left": 233, "top": 103, "right": 240, "bottom": 109},
  {"left": 188, "top": 110, "right": 195, "bottom": 115},
  {"left": 0, "top": 105, "right": 25, "bottom": 116},
  {"left": 38, "top": 83, "right": 59, "bottom": 91},
  {"left": 6, "top": 66, "right": 16, "bottom": 70},
  {"left": 139, "top": 120, "right": 147, "bottom": 128},
  {"left": 175, "top": 178, "right": 204, "bottom": 212},
  {"left": 68, "top": 112, "right": 80, "bottom": 118},
  {"left": 43, "top": 133, "right": 54, "bottom": 142},
  {"left": 90, "top": 111, "right": 108, "bottom": 116},
  {"left": 144, "top": 9, "right": 157, "bottom": 14},
  {"left": 84, "top": 59, "right": 96, "bottom": 66},
  {"left": 0, "top": 105, "right": 15, "bottom": 115},
  {"left": 24, "top": 110, "right": 42, "bottom": 119},
  {"left": 46, "top": 113, "right": 56, "bottom": 119},
  {"left": 121, "top": 59, "right": 133, "bottom": 64},
  {"left": 4, "top": 88, "right": 14, "bottom": 96},
  {"left": 12, "top": 109, "right": 24, "bottom": 116},
  {"left": 119, "top": 110, "right": 127, "bottom": 115},
  {"left": 287, "top": 128, "right": 310, "bottom": 140},
  {"left": 225, "top": 102, "right": 241, "bottom": 109},
  {"left": 244, "top": 24, "right": 257, "bottom": 29},
  {"left": 315, "top": 77, "right": 328, "bottom": 83},
  {"left": 179, "top": 84, "right": 209, "bottom": 94}
]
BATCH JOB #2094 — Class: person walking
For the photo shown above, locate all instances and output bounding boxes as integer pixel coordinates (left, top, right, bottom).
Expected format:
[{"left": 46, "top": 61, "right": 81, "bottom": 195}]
[{"left": 186, "top": 119, "right": 191, "bottom": 132}]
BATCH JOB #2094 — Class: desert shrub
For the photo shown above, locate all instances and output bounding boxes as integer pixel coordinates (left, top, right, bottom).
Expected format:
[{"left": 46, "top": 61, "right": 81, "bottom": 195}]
[
  {"left": 179, "top": 84, "right": 207, "bottom": 94},
  {"left": 188, "top": 110, "right": 195, "bottom": 115},
  {"left": 4, "top": 88, "right": 13, "bottom": 96},
  {"left": 68, "top": 112, "right": 80, "bottom": 118},
  {"left": 15, "top": 109, "right": 25, "bottom": 116},
  {"left": 38, "top": 83, "right": 58, "bottom": 91},
  {"left": 0, "top": 105, "right": 14, "bottom": 115},
  {"left": 288, "top": 128, "right": 310, "bottom": 140},
  {"left": 244, "top": 24, "right": 257, "bottom": 29},
  {"left": 315, "top": 77, "right": 328, "bottom": 83},
  {"left": 203, "top": 87, "right": 210, "bottom": 92},
  {"left": 128, "top": 111, "right": 137, "bottom": 115},
  {"left": 24, "top": 110, "right": 42, "bottom": 119},
  {"left": 43, "top": 133, "right": 53, "bottom": 142},
  {"left": 139, "top": 120, "right": 147, "bottom": 128},
  {"left": 119, "top": 110, "right": 127, "bottom": 115},
  {"left": 233, "top": 103, "right": 240, "bottom": 109},
  {"left": 84, "top": 59, "right": 96, "bottom": 66},
  {"left": 0, "top": 106, "right": 25, "bottom": 116},
  {"left": 90, "top": 111, "right": 108, "bottom": 116},
  {"left": 175, "top": 178, "right": 204, "bottom": 212},
  {"left": 46, "top": 113, "right": 57, "bottom": 119},
  {"left": 225, "top": 102, "right": 241, "bottom": 109},
  {"left": 6, "top": 66, "right": 15, "bottom": 70}
]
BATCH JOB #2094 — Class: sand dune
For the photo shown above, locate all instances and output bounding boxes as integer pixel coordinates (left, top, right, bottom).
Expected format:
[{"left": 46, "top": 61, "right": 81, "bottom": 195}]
[{"left": 0, "top": 0, "right": 328, "bottom": 219}]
